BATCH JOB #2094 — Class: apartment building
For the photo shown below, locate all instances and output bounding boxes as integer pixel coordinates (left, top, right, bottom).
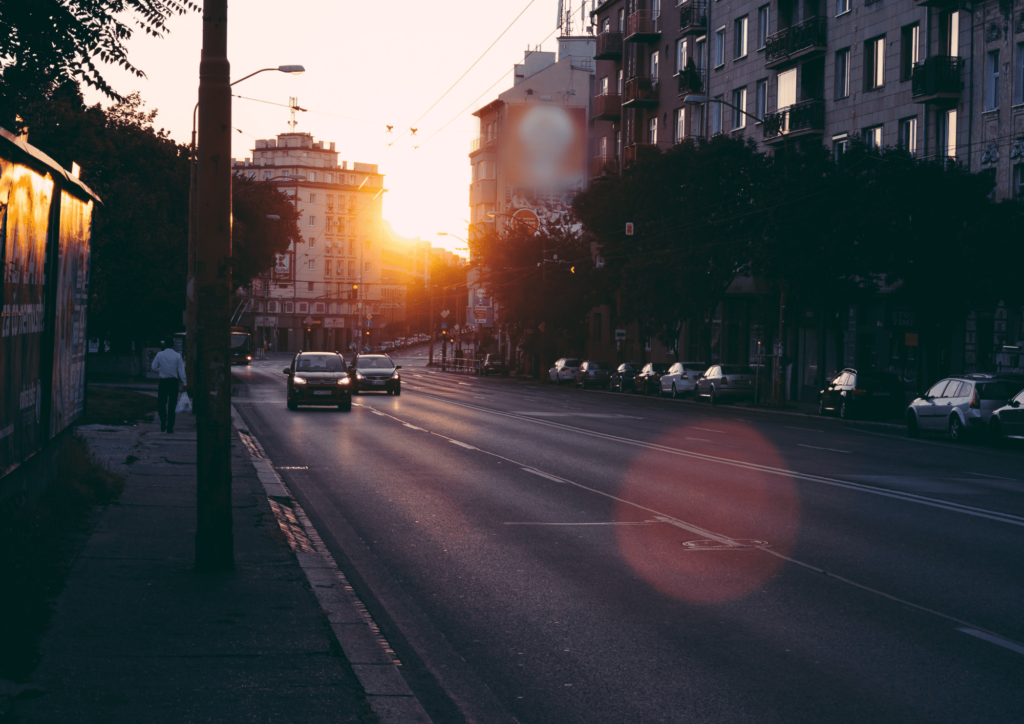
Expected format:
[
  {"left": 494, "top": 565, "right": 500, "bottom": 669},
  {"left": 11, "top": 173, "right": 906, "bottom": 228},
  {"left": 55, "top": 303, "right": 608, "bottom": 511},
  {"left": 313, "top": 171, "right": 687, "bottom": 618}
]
[
  {"left": 233, "top": 131, "right": 393, "bottom": 352},
  {"left": 591, "top": 0, "right": 1024, "bottom": 199}
]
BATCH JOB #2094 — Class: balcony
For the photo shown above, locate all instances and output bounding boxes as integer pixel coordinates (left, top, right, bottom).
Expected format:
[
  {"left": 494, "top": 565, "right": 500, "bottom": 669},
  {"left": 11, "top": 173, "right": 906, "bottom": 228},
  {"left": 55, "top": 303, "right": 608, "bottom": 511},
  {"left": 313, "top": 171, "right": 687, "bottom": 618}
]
[
  {"left": 469, "top": 179, "right": 496, "bottom": 206},
  {"left": 623, "top": 76, "right": 660, "bottom": 108},
  {"left": 678, "top": 0, "right": 707, "bottom": 35},
  {"left": 592, "top": 93, "right": 622, "bottom": 120},
  {"left": 623, "top": 143, "right": 657, "bottom": 168},
  {"left": 591, "top": 156, "right": 621, "bottom": 179},
  {"left": 595, "top": 31, "right": 623, "bottom": 60},
  {"left": 676, "top": 66, "right": 707, "bottom": 97},
  {"left": 911, "top": 56, "right": 963, "bottom": 104},
  {"left": 764, "top": 17, "right": 827, "bottom": 69},
  {"left": 469, "top": 135, "right": 497, "bottom": 155},
  {"left": 626, "top": 10, "right": 661, "bottom": 43},
  {"left": 763, "top": 99, "right": 825, "bottom": 144}
]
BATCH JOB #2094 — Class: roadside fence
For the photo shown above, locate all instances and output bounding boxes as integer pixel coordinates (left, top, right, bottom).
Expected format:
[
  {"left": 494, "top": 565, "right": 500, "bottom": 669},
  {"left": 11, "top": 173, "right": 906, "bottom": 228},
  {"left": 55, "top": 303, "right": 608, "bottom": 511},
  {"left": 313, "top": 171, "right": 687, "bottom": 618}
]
[{"left": 441, "top": 358, "right": 482, "bottom": 375}]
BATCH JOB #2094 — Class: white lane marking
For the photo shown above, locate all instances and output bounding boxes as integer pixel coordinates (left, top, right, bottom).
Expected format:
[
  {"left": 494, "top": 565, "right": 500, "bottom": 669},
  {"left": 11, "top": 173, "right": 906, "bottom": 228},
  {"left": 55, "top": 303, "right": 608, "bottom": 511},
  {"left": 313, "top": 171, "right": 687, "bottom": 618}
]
[
  {"left": 503, "top": 521, "right": 651, "bottom": 526},
  {"left": 450, "top": 440, "right": 476, "bottom": 450},
  {"left": 404, "top": 392, "right": 1024, "bottom": 529},
  {"left": 520, "top": 468, "right": 566, "bottom": 484},
  {"left": 964, "top": 471, "right": 1020, "bottom": 482},
  {"left": 404, "top": 424, "right": 424, "bottom": 431},
  {"left": 958, "top": 628, "right": 1024, "bottom": 656},
  {"left": 786, "top": 426, "right": 825, "bottom": 433},
  {"left": 509, "top": 412, "right": 644, "bottom": 419},
  {"left": 797, "top": 444, "right": 851, "bottom": 454},
  {"left": 691, "top": 427, "right": 725, "bottom": 433},
  {"left": 686, "top": 437, "right": 712, "bottom": 443}
]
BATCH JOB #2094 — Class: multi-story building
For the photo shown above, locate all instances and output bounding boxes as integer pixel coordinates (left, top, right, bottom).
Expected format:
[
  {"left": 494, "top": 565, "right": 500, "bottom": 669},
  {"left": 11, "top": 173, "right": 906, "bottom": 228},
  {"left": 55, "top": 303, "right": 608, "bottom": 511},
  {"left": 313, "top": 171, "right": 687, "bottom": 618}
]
[{"left": 233, "top": 131, "right": 399, "bottom": 352}]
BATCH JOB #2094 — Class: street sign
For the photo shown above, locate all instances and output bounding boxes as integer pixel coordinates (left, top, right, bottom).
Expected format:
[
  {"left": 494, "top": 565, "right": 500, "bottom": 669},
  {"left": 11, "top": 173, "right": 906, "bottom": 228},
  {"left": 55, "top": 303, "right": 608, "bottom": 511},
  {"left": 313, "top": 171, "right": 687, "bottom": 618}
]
[
  {"left": 303, "top": 315, "right": 314, "bottom": 325},
  {"left": 441, "top": 322, "right": 448, "bottom": 330},
  {"left": 625, "top": 222, "right": 634, "bottom": 236},
  {"left": 366, "top": 314, "right": 372, "bottom": 320},
  {"left": 615, "top": 328, "right": 626, "bottom": 341},
  {"left": 454, "top": 324, "right": 460, "bottom": 331},
  {"left": 366, "top": 320, "right": 372, "bottom": 328},
  {"left": 440, "top": 310, "right": 450, "bottom": 318}
]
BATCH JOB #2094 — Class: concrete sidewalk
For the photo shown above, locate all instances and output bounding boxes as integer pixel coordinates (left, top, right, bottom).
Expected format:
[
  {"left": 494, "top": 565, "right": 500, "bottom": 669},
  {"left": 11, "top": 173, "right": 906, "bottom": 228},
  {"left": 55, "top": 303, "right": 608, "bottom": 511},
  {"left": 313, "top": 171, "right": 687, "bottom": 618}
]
[{"left": 10, "top": 412, "right": 378, "bottom": 723}]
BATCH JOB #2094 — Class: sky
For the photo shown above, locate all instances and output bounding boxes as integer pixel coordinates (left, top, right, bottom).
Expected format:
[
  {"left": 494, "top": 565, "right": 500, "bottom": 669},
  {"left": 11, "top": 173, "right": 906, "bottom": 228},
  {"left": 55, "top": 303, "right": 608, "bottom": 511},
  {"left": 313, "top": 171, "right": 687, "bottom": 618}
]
[{"left": 82, "top": 0, "right": 596, "bottom": 257}]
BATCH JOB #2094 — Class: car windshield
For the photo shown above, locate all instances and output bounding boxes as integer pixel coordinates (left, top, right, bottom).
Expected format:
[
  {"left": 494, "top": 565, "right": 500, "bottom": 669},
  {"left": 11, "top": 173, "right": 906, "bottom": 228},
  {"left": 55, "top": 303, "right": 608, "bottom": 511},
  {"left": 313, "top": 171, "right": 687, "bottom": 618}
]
[
  {"left": 230, "top": 334, "right": 250, "bottom": 348},
  {"left": 977, "top": 381, "right": 1021, "bottom": 401},
  {"left": 721, "top": 365, "right": 755, "bottom": 375},
  {"left": 356, "top": 357, "right": 395, "bottom": 370},
  {"left": 296, "top": 355, "right": 345, "bottom": 371}
]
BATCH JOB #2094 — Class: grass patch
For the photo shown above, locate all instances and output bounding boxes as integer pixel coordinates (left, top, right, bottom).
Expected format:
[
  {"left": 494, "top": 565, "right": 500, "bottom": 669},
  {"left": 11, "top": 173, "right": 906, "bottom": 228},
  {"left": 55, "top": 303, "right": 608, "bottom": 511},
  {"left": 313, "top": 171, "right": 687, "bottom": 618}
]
[
  {"left": 79, "top": 385, "right": 157, "bottom": 426},
  {"left": 0, "top": 436, "right": 124, "bottom": 681}
]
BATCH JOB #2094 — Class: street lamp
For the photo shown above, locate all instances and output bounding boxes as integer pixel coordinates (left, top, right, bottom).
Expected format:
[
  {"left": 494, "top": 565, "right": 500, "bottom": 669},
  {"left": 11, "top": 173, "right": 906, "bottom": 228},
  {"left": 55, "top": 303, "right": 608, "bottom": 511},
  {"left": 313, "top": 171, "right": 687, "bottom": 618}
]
[{"left": 437, "top": 232, "right": 468, "bottom": 243}]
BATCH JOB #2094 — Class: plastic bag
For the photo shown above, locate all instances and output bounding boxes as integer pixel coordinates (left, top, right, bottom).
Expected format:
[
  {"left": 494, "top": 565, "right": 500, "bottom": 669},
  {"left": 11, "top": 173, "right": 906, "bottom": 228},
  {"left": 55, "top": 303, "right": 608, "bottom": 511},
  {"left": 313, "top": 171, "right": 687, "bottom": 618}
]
[{"left": 175, "top": 391, "right": 192, "bottom": 414}]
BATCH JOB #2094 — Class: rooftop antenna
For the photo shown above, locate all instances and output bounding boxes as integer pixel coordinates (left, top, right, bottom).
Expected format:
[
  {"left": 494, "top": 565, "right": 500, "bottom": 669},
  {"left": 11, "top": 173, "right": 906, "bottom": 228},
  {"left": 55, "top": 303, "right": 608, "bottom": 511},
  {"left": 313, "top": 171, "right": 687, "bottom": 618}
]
[{"left": 288, "top": 96, "right": 298, "bottom": 131}]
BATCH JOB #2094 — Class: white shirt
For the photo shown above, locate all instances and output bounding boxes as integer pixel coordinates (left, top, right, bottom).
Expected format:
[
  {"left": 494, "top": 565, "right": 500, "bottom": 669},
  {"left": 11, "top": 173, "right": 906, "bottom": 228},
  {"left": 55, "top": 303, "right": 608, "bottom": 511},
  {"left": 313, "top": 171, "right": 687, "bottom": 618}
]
[{"left": 151, "top": 348, "right": 187, "bottom": 384}]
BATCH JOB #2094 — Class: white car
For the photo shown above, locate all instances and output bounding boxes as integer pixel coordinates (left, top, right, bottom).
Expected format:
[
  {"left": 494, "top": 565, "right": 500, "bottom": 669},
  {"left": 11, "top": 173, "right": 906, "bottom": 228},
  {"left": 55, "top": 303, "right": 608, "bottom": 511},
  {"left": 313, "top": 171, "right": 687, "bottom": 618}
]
[
  {"left": 548, "top": 358, "right": 581, "bottom": 385},
  {"left": 659, "top": 362, "right": 708, "bottom": 398}
]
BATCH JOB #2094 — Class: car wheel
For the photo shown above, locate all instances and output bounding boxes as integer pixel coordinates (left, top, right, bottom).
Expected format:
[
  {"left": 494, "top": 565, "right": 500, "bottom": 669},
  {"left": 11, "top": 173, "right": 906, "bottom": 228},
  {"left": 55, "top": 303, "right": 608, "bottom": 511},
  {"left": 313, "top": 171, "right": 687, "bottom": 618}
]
[
  {"left": 338, "top": 400, "right": 352, "bottom": 412},
  {"left": 672, "top": 384, "right": 678, "bottom": 399},
  {"left": 906, "top": 411, "right": 920, "bottom": 438},
  {"left": 395, "top": 387, "right": 401, "bottom": 396},
  {"left": 287, "top": 400, "right": 298, "bottom": 411},
  {"left": 948, "top": 415, "right": 964, "bottom": 443},
  {"left": 990, "top": 418, "right": 1005, "bottom": 447},
  {"left": 710, "top": 386, "right": 718, "bottom": 406}
]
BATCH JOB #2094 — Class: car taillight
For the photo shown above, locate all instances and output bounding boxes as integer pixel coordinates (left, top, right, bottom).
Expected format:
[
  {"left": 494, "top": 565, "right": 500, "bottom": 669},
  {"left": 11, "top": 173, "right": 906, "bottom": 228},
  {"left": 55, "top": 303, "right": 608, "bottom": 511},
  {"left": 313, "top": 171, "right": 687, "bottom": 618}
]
[
  {"left": 681, "top": 373, "right": 688, "bottom": 380},
  {"left": 721, "top": 377, "right": 729, "bottom": 385},
  {"left": 852, "top": 388, "right": 867, "bottom": 396},
  {"left": 970, "top": 389, "right": 980, "bottom": 409}
]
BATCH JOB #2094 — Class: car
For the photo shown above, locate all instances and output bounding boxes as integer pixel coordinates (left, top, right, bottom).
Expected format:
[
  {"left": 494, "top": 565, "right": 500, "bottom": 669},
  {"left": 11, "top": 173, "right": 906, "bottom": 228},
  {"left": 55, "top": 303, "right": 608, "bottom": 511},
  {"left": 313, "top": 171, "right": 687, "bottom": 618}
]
[
  {"left": 989, "top": 386, "right": 1024, "bottom": 446},
  {"left": 635, "top": 363, "right": 671, "bottom": 396},
  {"left": 548, "top": 358, "right": 581, "bottom": 385},
  {"left": 695, "top": 364, "right": 756, "bottom": 405},
  {"left": 574, "top": 360, "right": 612, "bottom": 389},
  {"left": 609, "top": 363, "right": 639, "bottom": 393},
  {"left": 350, "top": 354, "right": 402, "bottom": 395},
  {"left": 284, "top": 352, "right": 352, "bottom": 411},
  {"left": 906, "top": 376, "right": 1022, "bottom": 441},
  {"left": 818, "top": 368, "right": 905, "bottom": 420},
  {"left": 481, "top": 353, "right": 507, "bottom": 376},
  {"left": 659, "top": 362, "right": 708, "bottom": 398}
]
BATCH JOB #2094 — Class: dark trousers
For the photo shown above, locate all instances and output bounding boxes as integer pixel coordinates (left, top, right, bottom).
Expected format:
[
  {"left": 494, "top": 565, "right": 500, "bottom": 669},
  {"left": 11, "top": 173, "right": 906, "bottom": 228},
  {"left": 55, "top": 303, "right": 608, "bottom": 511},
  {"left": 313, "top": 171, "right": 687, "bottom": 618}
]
[{"left": 157, "top": 378, "right": 179, "bottom": 431}]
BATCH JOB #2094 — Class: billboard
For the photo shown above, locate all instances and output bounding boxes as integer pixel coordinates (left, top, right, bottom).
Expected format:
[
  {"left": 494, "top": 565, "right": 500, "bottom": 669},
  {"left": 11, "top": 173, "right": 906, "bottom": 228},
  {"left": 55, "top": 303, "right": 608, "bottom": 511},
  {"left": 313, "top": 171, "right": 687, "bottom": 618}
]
[
  {"left": 273, "top": 250, "right": 293, "bottom": 283},
  {"left": 502, "top": 104, "right": 587, "bottom": 232}
]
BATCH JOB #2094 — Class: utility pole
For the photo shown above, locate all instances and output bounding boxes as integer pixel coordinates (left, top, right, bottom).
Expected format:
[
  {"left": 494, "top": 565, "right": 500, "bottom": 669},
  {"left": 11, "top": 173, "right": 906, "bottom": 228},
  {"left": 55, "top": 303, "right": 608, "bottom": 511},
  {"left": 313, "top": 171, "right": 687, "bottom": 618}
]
[
  {"left": 194, "top": 0, "right": 234, "bottom": 572},
  {"left": 428, "top": 288, "right": 435, "bottom": 365}
]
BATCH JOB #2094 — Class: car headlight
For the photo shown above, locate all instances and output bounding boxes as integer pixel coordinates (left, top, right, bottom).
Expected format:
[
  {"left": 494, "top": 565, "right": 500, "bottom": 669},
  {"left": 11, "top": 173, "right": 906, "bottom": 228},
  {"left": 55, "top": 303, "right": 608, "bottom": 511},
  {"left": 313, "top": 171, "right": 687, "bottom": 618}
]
[
  {"left": 293, "top": 376, "right": 307, "bottom": 385},
  {"left": 391, "top": 372, "right": 400, "bottom": 380},
  {"left": 354, "top": 372, "right": 364, "bottom": 380},
  {"left": 338, "top": 377, "right": 350, "bottom": 385}
]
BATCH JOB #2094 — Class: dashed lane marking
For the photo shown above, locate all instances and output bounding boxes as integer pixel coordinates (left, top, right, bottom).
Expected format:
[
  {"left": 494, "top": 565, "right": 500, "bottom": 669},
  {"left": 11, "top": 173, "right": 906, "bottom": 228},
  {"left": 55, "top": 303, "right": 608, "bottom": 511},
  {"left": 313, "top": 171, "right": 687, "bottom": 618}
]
[{"left": 797, "top": 444, "right": 851, "bottom": 454}]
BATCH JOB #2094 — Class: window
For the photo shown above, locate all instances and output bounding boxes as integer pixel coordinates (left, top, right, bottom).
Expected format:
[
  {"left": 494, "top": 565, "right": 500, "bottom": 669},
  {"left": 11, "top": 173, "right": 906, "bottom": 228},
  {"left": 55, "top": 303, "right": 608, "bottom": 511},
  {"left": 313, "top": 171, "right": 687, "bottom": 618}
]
[
  {"left": 618, "top": 8, "right": 624, "bottom": 31},
  {"left": 900, "top": 24, "right": 920, "bottom": 82},
  {"left": 863, "top": 124, "right": 883, "bottom": 150},
  {"left": 836, "top": 0, "right": 849, "bottom": 15},
  {"left": 755, "top": 78, "right": 768, "bottom": 119},
  {"left": 778, "top": 68, "right": 797, "bottom": 108},
  {"left": 307, "top": 282, "right": 314, "bottom": 292},
  {"left": 616, "top": 130, "right": 622, "bottom": 158},
  {"left": 650, "top": 50, "right": 659, "bottom": 80},
  {"left": 600, "top": 76, "right": 609, "bottom": 94},
  {"left": 309, "top": 193, "right": 316, "bottom": 203},
  {"left": 674, "top": 107, "right": 687, "bottom": 143},
  {"left": 265, "top": 171, "right": 274, "bottom": 180},
  {"left": 835, "top": 48, "right": 850, "bottom": 98},
  {"left": 941, "top": 109, "right": 957, "bottom": 158},
  {"left": 943, "top": 11, "right": 959, "bottom": 56},
  {"left": 676, "top": 38, "right": 688, "bottom": 73},
  {"left": 711, "top": 95, "right": 724, "bottom": 134},
  {"left": 326, "top": 173, "right": 332, "bottom": 183},
  {"left": 309, "top": 216, "right": 316, "bottom": 226},
  {"left": 734, "top": 17, "right": 748, "bottom": 59},
  {"left": 1014, "top": 165, "right": 1024, "bottom": 199},
  {"left": 617, "top": 69, "right": 624, "bottom": 94},
  {"left": 865, "top": 37, "right": 885, "bottom": 90},
  {"left": 714, "top": 27, "right": 726, "bottom": 67},
  {"left": 325, "top": 260, "right": 332, "bottom": 275},
  {"left": 757, "top": 6, "right": 769, "bottom": 50},
  {"left": 695, "top": 37, "right": 707, "bottom": 69},
  {"left": 364, "top": 261, "right": 370, "bottom": 272},
  {"left": 898, "top": 117, "right": 917, "bottom": 156},
  {"left": 348, "top": 260, "right": 355, "bottom": 276},
  {"left": 985, "top": 50, "right": 999, "bottom": 111},
  {"left": 732, "top": 87, "right": 747, "bottom": 129},
  {"left": 308, "top": 172, "right": 316, "bottom": 182},
  {"left": 599, "top": 136, "right": 608, "bottom": 159},
  {"left": 833, "top": 133, "right": 850, "bottom": 159},
  {"left": 1016, "top": 43, "right": 1024, "bottom": 105},
  {"left": 648, "top": 117, "right": 658, "bottom": 144},
  {"left": 603, "top": 17, "right": 610, "bottom": 33},
  {"left": 309, "top": 259, "right": 316, "bottom": 271}
]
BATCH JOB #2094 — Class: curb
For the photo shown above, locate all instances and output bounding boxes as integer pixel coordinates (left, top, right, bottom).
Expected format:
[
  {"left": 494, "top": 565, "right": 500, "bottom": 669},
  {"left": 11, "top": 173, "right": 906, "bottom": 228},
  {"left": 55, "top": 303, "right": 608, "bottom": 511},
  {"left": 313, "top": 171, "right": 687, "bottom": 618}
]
[{"left": 232, "top": 407, "right": 432, "bottom": 724}]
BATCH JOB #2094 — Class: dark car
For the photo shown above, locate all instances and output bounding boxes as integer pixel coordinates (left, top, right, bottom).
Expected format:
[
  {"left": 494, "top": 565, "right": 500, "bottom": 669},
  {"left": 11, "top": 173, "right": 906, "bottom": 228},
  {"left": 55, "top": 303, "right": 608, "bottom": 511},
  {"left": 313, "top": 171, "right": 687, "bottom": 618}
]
[
  {"left": 350, "top": 354, "right": 402, "bottom": 395},
  {"left": 284, "top": 352, "right": 351, "bottom": 411},
  {"left": 636, "top": 363, "right": 671, "bottom": 396},
  {"left": 481, "top": 353, "right": 507, "bottom": 376},
  {"left": 230, "top": 331, "right": 253, "bottom": 365},
  {"left": 989, "top": 385, "right": 1024, "bottom": 446},
  {"left": 609, "top": 363, "right": 639, "bottom": 393},
  {"left": 819, "top": 368, "right": 905, "bottom": 420},
  {"left": 574, "top": 360, "right": 612, "bottom": 389}
]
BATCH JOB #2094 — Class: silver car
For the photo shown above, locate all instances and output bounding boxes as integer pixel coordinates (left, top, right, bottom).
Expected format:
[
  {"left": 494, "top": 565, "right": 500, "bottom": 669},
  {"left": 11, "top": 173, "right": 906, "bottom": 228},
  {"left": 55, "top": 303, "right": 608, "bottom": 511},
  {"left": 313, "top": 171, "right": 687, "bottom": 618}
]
[
  {"left": 548, "top": 358, "right": 581, "bottom": 385},
  {"left": 989, "top": 386, "right": 1024, "bottom": 445},
  {"left": 906, "top": 376, "right": 1021, "bottom": 441},
  {"left": 695, "top": 364, "right": 756, "bottom": 405},
  {"left": 659, "top": 361, "right": 708, "bottom": 398}
]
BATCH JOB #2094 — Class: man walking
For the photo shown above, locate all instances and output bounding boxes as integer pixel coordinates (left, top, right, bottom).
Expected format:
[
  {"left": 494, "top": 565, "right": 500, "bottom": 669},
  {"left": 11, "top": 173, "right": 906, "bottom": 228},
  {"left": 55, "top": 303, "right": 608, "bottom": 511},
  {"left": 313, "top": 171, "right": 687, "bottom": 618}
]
[{"left": 151, "top": 339, "right": 188, "bottom": 433}]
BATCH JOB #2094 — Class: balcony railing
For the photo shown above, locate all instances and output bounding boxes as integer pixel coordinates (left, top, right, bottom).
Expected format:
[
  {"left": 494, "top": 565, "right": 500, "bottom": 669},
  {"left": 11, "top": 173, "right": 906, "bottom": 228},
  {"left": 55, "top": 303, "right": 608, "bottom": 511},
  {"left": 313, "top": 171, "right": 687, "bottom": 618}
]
[
  {"left": 623, "top": 143, "right": 657, "bottom": 168},
  {"left": 626, "top": 10, "right": 661, "bottom": 42},
  {"left": 623, "top": 76, "right": 660, "bottom": 107},
  {"left": 591, "top": 156, "right": 621, "bottom": 178},
  {"left": 678, "top": 0, "right": 707, "bottom": 35},
  {"left": 595, "top": 31, "right": 624, "bottom": 59},
  {"left": 676, "top": 66, "right": 706, "bottom": 97},
  {"left": 592, "top": 93, "right": 622, "bottom": 120},
  {"left": 911, "top": 56, "right": 963, "bottom": 102},
  {"left": 763, "top": 99, "right": 825, "bottom": 141},
  {"left": 764, "top": 17, "right": 827, "bottom": 67},
  {"left": 469, "top": 135, "right": 497, "bottom": 154}
]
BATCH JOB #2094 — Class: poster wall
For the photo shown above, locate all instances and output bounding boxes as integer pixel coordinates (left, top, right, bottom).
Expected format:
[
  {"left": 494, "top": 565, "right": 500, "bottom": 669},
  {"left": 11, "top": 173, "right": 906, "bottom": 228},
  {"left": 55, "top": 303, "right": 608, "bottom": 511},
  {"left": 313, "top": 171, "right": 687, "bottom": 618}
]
[{"left": 501, "top": 104, "right": 588, "bottom": 232}]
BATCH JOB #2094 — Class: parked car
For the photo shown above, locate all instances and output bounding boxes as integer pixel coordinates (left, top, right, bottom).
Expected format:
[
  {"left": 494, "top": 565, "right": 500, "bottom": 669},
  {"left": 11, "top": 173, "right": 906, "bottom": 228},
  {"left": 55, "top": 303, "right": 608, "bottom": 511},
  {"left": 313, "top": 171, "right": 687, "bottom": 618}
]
[
  {"left": 635, "top": 363, "right": 671, "bottom": 396},
  {"left": 659, "top": 362, "right": 708, "bottom": 398},
  {"left": 284, "top": 352, "right": 351, "bottom": 411},
  {"left": 609, "top": 363, "right": 639, "bottom": 393},
  {"left": 818, "top": 368, "right": 905, "bottom": 420},
  {"left": 548, "top": 358, "right": 581, "bottom": 385},
  {"left": 906, "top": 376, "right": 1020, "bottom": 441},
  {"left": 481, "top": 353, "right": 507, "bottom": 376},
  {"left": 989, "top": 386, "right": 1024, "bottom": 445},
  {"left": 695, "top": 365, "right": 756, "bottom": 405},
  {"left": 574, "top": 360, "right": 612, "bottom": 389},
  {"left": 349, "top": 354, "right": 402, "bottom": 395}
]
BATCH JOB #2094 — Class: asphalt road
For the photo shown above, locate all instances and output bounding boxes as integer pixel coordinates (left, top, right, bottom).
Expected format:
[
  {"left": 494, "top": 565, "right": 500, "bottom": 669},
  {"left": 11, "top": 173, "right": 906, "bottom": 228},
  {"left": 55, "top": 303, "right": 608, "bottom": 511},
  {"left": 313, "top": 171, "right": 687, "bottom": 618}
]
[{"left": 233, "top": 347, "right": 1024, "bottom": 724}]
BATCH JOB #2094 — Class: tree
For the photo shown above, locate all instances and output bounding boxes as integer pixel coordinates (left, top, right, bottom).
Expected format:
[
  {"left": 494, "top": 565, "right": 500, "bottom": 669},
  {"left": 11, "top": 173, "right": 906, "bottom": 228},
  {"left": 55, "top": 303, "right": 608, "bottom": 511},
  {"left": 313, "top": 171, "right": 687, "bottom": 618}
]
[
  {"left": 231, "top": 174, "right": 302, "bottom": 290},
  {"left": 0, "top": 0, "right": 198, "bottom": 130}
]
